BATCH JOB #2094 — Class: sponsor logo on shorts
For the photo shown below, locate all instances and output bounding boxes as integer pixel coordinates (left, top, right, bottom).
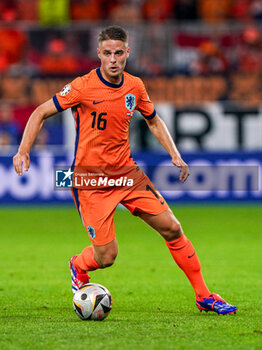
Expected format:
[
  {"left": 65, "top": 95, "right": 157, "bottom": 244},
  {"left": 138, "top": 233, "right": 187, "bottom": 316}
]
[{"left": 87, "top": 226, "right": 96, "bottom": 239}]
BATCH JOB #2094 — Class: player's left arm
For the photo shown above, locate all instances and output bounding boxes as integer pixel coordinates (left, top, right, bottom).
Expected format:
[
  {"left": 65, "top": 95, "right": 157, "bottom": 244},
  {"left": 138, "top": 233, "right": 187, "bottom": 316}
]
[{"left": 145, "top": 114, "right": 189, "bottom": 183}]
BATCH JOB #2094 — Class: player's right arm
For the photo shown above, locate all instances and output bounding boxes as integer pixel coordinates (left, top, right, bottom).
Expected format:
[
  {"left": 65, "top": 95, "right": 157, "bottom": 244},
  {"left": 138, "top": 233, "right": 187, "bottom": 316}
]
[{"left": 13, "top": 99, "right": 58, "bottom": 176}]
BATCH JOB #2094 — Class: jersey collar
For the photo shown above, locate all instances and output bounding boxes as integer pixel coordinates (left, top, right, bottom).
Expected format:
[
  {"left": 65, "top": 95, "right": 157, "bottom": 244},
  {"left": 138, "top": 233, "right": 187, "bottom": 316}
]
[{"left": 96, "top": 68, "right": 124, "bottom": 88}]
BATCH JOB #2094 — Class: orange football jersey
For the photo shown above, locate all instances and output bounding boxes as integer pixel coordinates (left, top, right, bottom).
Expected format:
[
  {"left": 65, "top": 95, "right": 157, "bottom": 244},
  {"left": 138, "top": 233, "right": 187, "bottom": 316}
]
[{"left": 53, "top": 68, "right": 156, "bottom": 169}]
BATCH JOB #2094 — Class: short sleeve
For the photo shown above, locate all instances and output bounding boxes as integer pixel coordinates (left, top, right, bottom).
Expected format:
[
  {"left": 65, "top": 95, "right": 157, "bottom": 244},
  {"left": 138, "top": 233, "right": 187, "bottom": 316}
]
[
  {"left": 52, "top": 76, "right": 84, "bottom": 112},
  {"left": 135, "top": 78, "right": 156, "bottom": 120}
]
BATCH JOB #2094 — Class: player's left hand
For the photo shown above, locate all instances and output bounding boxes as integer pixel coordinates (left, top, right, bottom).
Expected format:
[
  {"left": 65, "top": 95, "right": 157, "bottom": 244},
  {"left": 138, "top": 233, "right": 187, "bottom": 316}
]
[{"left": 172, "top": 157, "right": 189, "bottom": 183}]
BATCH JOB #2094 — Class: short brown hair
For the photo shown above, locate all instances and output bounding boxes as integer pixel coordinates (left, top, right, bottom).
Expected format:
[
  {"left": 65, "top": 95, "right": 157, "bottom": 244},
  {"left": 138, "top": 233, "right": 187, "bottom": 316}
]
[{"left": 98, "top": 26, "right": 128, "bottom": 43}]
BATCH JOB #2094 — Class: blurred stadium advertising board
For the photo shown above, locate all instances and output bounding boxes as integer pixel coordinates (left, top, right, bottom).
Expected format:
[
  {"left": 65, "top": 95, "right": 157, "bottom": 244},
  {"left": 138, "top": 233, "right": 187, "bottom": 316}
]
[
  {"left": 152, "top": 103, "right": 262, "bottom": 151},
  {"left": 0, "top": 151, "right": 261, "bottom": 204}
]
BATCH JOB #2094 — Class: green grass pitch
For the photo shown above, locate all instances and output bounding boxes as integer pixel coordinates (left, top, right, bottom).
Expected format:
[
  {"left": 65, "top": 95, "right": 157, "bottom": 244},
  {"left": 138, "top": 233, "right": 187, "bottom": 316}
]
[{"left": 0, "top": 205, "right": 261, "bottom": 350}]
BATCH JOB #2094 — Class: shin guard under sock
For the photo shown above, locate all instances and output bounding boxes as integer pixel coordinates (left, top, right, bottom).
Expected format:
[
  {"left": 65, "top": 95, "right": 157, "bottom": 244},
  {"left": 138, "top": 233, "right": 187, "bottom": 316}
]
[
  {"left": 166, "top": 234, "right": 210, "bottom": 298},
  {"left": 74, "top": 246, "right": 101, "bottom": 272}
]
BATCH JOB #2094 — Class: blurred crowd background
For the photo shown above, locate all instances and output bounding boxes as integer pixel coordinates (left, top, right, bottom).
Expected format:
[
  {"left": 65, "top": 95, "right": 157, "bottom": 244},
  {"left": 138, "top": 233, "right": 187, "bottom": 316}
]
[{"left": 1, "top": 0, "right": 262, "bottom": 150}]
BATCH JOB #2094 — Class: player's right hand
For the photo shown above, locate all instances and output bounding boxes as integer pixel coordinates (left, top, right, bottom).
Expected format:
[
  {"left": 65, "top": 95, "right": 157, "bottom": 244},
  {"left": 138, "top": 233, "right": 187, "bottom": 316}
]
[{"left": 13, "top": 152, "right": 30, "bottom": 176}]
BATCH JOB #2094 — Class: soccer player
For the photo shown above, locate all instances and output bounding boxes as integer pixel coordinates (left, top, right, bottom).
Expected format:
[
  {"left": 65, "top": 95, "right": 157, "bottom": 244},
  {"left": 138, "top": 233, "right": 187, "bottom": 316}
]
[{"left": 13, "top": 26, "right": 237, "bottom": 315}]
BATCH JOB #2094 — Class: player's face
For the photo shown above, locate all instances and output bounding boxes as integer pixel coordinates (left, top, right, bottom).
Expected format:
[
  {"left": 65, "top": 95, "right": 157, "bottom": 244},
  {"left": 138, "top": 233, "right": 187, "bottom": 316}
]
[{"left": 97, "top": 40, "right": 130, "bottom": 84}]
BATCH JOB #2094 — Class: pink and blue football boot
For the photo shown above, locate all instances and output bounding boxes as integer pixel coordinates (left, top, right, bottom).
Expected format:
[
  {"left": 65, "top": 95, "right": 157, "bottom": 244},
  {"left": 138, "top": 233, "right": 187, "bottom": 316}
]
[{"left": 196, "top": 293, "right": 237, "bottom": 315}]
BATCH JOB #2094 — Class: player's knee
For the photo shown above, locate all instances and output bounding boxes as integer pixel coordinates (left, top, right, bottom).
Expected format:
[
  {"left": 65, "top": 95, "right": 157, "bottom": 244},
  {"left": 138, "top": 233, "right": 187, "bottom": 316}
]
[
  {"left": 164, "top": 221, "right": 183, "bottom": 241},
  {"left": 98, "top": 252, "right": 117, "bottom": 268},
  {"left": 94, "top": 239, "right": 118, "bottom": 268},
  {"left": 96, "top": 247, "right": 118, "bottom": 268}
]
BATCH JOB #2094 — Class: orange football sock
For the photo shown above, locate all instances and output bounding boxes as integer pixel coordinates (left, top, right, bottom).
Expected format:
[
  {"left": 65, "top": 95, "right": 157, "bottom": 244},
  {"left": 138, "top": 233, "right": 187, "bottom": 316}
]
[
  {"left": 166, "top": 234, "right": 210, "bottom": 298},
  {"left": 74, "top": 246, "right": 101, "bottom": 272}
]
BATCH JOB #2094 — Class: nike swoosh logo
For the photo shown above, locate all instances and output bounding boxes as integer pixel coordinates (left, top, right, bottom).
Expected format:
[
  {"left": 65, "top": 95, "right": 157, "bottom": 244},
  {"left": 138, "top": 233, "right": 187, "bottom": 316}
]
[
  {"left": 188, "top": 251, "right": 196, "bottom": 259},
  {"left": 93, "top": 100, "right": 104, "bottom": 105},
  {"left": 160, "top": 200, "right": 165, "bottom": 205}
]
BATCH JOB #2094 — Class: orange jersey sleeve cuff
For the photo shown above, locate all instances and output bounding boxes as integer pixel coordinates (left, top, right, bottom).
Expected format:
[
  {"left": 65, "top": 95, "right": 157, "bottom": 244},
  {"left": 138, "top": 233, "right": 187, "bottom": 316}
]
[
  {"left": 53, "top": 95, "right": 64, "bottom": 112},
  {"left": 143, "top": 109, "right": 156, "bottom": 120}
]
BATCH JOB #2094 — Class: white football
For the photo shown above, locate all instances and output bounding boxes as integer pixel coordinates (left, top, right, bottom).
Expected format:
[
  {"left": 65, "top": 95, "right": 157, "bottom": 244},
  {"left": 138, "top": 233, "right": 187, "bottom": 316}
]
[{"left": 73, "top": 283, "right": 112, "bottom": 321}]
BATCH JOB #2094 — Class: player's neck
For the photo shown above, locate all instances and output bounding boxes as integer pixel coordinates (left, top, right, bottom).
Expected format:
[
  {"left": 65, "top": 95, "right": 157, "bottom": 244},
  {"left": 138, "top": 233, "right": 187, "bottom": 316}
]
[{"left": 100, "top": 67, "right": 123, "bottom": 85}]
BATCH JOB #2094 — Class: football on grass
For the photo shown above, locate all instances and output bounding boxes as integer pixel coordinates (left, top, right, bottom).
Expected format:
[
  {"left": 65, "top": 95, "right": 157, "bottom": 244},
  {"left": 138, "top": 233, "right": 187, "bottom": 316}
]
[{"left": 73, "top": 283, "right": 112, "bottom": 321}]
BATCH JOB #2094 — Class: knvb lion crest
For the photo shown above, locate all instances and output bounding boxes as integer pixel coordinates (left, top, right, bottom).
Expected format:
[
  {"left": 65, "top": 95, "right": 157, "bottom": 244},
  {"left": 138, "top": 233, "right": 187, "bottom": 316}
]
[
  {"left": 87, "top": 226, "right": 96, "bottom": 239},
  {"left": 125, "top": 94, "right": 136, "bottom": 111}
]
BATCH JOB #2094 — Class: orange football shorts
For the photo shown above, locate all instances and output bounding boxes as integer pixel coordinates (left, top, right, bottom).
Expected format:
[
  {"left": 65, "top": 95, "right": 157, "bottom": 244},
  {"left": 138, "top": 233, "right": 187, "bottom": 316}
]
[{"left": 71, "top": 169, "right": 169, "bottom": 246}]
